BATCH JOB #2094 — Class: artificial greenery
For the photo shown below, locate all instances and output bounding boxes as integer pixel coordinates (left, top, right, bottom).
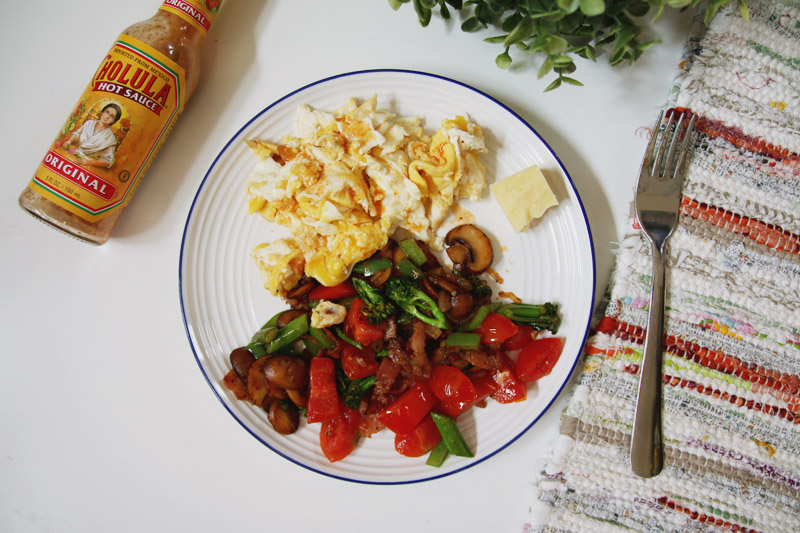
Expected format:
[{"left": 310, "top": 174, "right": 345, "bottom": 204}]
[{"left": 388, "top": 0, "right": 749, "bottom": 91}]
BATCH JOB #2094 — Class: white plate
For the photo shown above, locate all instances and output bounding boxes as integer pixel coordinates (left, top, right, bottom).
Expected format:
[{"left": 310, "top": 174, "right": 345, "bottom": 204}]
[{"left": 180, "top": 70, "right": 595, "bottom": 484}]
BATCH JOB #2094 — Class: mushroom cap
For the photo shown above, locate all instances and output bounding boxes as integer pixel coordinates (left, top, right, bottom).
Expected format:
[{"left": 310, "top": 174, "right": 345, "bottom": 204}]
[{"left": 444, "top": 224, "right": 493, "bottom": 273}]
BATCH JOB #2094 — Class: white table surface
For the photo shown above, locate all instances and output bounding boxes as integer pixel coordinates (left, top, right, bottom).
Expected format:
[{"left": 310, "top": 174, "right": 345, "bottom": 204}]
[{"left": 1, "top": 1, "right": 695, "bottom": 531}]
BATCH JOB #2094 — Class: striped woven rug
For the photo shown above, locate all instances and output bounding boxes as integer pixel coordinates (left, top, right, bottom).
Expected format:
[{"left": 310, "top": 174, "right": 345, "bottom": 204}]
[{"left": 527, "top": 1, "right": 800, "bottom": 531}]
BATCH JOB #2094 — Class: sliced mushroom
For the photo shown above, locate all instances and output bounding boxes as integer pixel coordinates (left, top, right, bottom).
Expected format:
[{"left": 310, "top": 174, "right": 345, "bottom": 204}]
[
  {"left": 267, "top": 379, "right": 288, "bottom": 400},
  {"left": 446, "top": 243, "right": 471, "bottom": 266},
  {"left": 440, "top": 270, "right": 473, "bottom": 292},
  {"left": 420, "top": 277, "right": 439, "bottom": 300},
  {"left": 222, "top": 369, "right": 250, "bottom": 400},
  {"left": 285, "top": 389, "right": 308, "bottom": 408},
  {"left": 286, "top": 277, "right": 318, "bottom": 299},
  {"left": 436, "top": 290, "right": 453, "bottom": 313},
  {"left": 445, "top": 224, "right": 494, "bottom": 273},
  {"left": 428, "top": 274, "right": 465, "bottom": 294},
  {"left": 263, "top": 355, "right": 309, "bottom": 390},
  {"left": 229, "top": 347, "right": 255, "bottom": 383},
  {"left": 449, "top": 292, "right": 475, "bottom": 320},
  {"left": 247, "top": 356, "right": 272, "bottom": 407},
  {"left": 368, "top": 266, "right": 392, "bottom": 287},
  {"left": 266, "top": 399, "right": 300, "bottom": 435}
]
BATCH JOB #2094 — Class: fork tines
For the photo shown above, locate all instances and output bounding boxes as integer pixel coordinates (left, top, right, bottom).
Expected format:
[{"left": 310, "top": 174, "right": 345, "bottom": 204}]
[{"left": 645, "top": 110, "right": 697, "bottom": 181}]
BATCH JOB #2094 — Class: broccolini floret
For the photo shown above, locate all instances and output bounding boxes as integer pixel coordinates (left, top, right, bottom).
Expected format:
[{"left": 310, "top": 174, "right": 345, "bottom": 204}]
[
  {"left": 343, "top": 375, "right": 376, "bottom": 410},
  {"left": 352, "top": 278, "right": 396, "bottom": 324},
  {"left": 468, "top": 276, "right": 492, "bottom": 300},
  {"left": 384, "top": 277, "right": 450, "bottom": 330},
  {"left": 496, "top": 302, "right": 561, "bottom": 334}
]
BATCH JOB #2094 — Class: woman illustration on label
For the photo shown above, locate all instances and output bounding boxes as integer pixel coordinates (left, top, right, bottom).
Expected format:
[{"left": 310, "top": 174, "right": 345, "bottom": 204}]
[{"left": 63, "top": 102, "right": 123, "bottom": 169}]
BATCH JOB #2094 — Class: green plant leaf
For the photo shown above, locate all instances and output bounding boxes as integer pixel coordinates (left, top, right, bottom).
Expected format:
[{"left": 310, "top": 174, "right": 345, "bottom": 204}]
[
  {"left": 557, "top": 0, "right": 581, "bottom": 14},
  {"left": 650, "top": 3, "right": 666, "bottom": 21},
  {"left": 545, "top": 35, "right": 569, "bottom": 54},
  {"left": 551, "top": 53, "right": 573, "bottom": 65},
  {"left": 413, "top": 0, "right": 433, "bottom": 26},
  {"left": 530, "top": 10, "right": 564, "bottom": 21},
  {"left": 579, "top": 0, "right": 606, "bottom": 17},
  {"left": 503, "top": 16, "right": 534, "bottom": 47},
  {"left": 537, "top": 57, "right": 554, "bottom": 79},
  {"left": 561, "top": 76, "right": 584, "bottom": 86},
  {"left": 637, "top": 39, "right": 662, "bottom": 52},
  {"left": 485, "top": 34, "right": 509, "bottom": 43},
  {"left": 554, "top": 61, "right": 576, "bottom": 73},
  {"left": 544, "top": 77, "right": 563, "bottom": 92},
  {"left": 501, "top": 12, "right": 522, "bottom": 32},
  {"left": 565, "top": 34, "right": 592, "bottom": 48},
  {"left": 476, "top": 3, "right": 495, "bottom": 24},
  {"left": 611, "top": 27, "right": 636, "bottom": 57},
  {"left": 461, "top": 16, "right": 484, "bottom": 32},
  {"left": 496, "top": 48, "right": 513, "bottom": 69},
  {"left": 596, "top": 34, "right": 615, "bottom": 47},
  {"left": 609, "top": 45, "right": 628, "bottom": 66},
  {"left": 737, "top": 0, "right": 749, "bottom": 21},
  {"left": 516, "top": 41, "right": 532, "bottom": 52},
  {"left": 626, "top": 1, "right": 650, "bottom": 17},
  {"left": 388, "top": 0, "right": 741, "bottom": 91}
]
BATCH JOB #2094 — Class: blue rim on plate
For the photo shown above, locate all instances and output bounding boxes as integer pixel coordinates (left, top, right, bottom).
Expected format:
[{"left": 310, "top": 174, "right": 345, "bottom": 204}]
[{"left": 179, "top": 69, "right": 596, "bottom": 484}]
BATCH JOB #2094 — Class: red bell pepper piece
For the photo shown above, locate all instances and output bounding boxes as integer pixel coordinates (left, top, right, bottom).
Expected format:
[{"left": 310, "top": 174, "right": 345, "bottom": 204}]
[
  {"left": 472, "top": 374, "right": 501, "bottom": 401},
  {"left": 306, "top": 356, "right": 339, "bottom": 423},
  {"left": 344, "top": 297, "right": 387, "bottom": 345},
  {"left": 501, "top": 324, "right": 535, "bottom": 351},
  {"left": 491, "top": 351, "right": 527, "bottom": 404},
  {"left": 515, "top": 337, "right": 564, "bottom": 382},
  {"left": 475, "top": 312, "right": 519, "bottom": 344},
  {"left": 308, "top": 280, "right": 357, "bottom": 301},
  {"left": 378, "top": 381, "right": 437, "bottom": 434},
  {"left": 394, "top": 414, "right": 442, "bottom": 457},
  {"left": 428, "top": 365, "right": 478, "bottom": 404},
  {"left": 435, "top": 373, "right": 498, "bottom": 419},
  {"left": 320, "top": 401, "right": 362, "bottom": 462},
  {"left": 341, "top": 343, "right": 380, "bottom": 380}
]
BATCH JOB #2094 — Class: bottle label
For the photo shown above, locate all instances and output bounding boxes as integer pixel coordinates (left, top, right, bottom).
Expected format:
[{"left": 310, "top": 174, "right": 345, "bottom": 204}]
[
  {"left": 159, "top": 0, "right": 221, "bottom": 35},
  {"left": 29, "top": 35, "right": 187, "bottom": 222}
]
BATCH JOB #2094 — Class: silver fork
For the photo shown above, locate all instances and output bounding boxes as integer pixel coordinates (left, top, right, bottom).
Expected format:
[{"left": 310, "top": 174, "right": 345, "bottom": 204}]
[{"left": 631, "top": 109, "right": 696, "bottom": 478}]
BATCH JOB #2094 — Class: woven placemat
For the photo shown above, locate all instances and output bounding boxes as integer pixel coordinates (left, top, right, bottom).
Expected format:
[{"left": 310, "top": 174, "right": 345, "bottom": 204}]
[{"left": 527, "top": 1, "right": 800, "bottom": 531}]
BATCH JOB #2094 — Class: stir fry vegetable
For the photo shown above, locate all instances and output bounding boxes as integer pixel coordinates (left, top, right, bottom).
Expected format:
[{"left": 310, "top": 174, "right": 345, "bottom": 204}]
[
  {"left": 352, "top": 278, "right": 396, "bottom": 324},
  {"left": 222, "top": 224, "right": 565, "bottom": 466},
  {"left": 384, "top": 276, "right": 450, "bottom": 330}
]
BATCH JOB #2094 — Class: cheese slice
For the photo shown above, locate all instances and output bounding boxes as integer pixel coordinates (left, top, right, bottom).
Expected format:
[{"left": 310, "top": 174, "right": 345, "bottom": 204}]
[{"left": 490, "top": 165, "right": 559, "bottom": 232}]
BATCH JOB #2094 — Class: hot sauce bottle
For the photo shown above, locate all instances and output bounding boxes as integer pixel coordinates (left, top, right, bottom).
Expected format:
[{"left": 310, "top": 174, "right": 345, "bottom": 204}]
[{"left": 19, "top": 0, "right": 223, "bottom": 245}]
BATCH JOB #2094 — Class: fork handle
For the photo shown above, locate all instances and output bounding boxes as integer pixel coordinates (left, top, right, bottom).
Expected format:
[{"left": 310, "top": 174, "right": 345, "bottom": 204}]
[{"left": 631, "top": 241, "right": 666, "bottom": 478}]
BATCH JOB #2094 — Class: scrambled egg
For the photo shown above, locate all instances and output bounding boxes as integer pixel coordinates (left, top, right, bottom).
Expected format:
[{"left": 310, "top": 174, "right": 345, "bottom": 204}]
[
  {"left": 251, "top": 239, "right": 306, "bottom": 297},
  {"left": 245, "top": 95, "right": 487, "bottom": 296}
]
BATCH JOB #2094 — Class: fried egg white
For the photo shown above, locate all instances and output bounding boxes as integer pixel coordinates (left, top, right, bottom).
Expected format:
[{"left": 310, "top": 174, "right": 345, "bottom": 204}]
[{"left": 245, "top": 95, "right": 487, "bottom": 296}]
